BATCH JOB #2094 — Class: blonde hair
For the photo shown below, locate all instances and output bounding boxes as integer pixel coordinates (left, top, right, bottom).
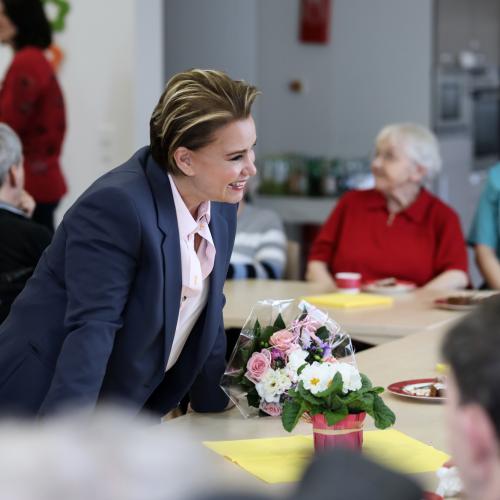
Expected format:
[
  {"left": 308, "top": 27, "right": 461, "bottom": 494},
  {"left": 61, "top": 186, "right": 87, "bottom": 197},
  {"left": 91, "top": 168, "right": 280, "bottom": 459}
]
[
  {"left": 375, "top": 123, "right": 442, "bottom": 179},
  {"left": 150, "top": 69, "right": 260, "bottom": 174}
]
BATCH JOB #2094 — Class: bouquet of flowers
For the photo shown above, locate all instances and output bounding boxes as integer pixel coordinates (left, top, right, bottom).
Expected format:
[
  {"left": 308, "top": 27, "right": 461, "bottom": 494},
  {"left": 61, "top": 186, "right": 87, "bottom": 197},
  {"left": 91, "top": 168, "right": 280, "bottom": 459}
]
[{"left": 221, "top": 299, "right": 357, "bottom": 417}]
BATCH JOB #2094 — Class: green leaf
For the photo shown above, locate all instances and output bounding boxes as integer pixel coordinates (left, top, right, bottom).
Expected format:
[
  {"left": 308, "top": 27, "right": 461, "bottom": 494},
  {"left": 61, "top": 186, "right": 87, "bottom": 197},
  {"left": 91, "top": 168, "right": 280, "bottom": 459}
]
[
  {"left": 360, "top": 373, "right": 373, "bottom": 389},
  {"left": 372, "top": 394, "right": 396, "bottom": 429},
  {"left": 347, "top": 392, "right": 374, "bottom": 413},
  {"left": 253, "top": 319, "right": 261, "bottom": 336},
  {"left": 42, "top": 0, "right": 70, "bottom": 33},
  {"left": 260, "top": 325, "right": 276, "bottom": 345},
  {"left": 298, "top": 383, "right": 324, "bottom": 406},
  {"left": 239, "top": 377, "right": 254, "bottom": 389},
  {"left": 246, "top": 388, "right": 260, "bottom": 409},
  {"left": 324, "top": 406, "right": 348, "bottom": 426},
  {"left": 296, "top": 362, "right": 308, "bottom": 376},
  {"left": 315, "top": 326, "right": 330, "bottom": 341},
  {"left": 273, "top": 313, "right": 286, "bottom": 330},
  {"left": 327, "top": 394, "right": 344, "bottom": 411},
  {"left": 239, "top": 347, "right": 253, "bottom": 366},
  {"left": 314, "top": 372, "right": 343, "bottom": 398},
  {"left": 282, "top": 400, "right": 306, "bottom": 432}
]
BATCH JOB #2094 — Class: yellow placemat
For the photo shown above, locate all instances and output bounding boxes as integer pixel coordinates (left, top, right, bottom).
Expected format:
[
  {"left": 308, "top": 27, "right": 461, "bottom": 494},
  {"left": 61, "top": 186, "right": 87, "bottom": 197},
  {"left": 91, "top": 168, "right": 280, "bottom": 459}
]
[
  {"left": 302, "top": 292, "right": 394, "bottom": 309},
  {"left": 204, "top": 430, "right": 449, "bottom": 484}
]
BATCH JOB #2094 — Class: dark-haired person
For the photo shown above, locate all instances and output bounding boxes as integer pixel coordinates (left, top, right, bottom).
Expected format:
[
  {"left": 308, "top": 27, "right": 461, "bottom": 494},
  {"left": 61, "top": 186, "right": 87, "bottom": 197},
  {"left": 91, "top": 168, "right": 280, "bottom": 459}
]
[
  {"left": 0, "top": 0, "right": 67, "bottom": 231},
  {"left": 0, "top": 69, "right": 259, "bottom": 417},
  {"left": 442, "top": 294, "right": 500, "bottom": 500}
]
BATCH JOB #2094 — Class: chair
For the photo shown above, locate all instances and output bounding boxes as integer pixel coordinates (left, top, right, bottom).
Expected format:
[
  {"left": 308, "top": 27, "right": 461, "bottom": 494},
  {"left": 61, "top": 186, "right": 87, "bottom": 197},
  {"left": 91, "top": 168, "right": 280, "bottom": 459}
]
[{"left": 284, "top": 240, "right": 301, "bottom": 280}]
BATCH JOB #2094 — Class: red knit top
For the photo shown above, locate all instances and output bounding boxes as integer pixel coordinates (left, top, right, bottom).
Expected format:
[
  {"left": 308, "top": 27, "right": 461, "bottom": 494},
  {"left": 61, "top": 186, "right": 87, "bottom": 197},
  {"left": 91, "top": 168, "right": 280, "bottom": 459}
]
[{"left": 0, "top": 47, "right": 67, "bottom": 202}]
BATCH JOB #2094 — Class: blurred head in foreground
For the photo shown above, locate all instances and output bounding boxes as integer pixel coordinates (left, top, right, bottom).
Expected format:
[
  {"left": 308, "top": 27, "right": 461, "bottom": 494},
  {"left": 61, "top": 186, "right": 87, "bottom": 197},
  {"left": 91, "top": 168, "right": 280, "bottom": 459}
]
[
  {"left": 0, "top": 406, "right": 218, "bottom": 500},
  {"left": 442, "top": 294, "right": 500, "bottom": 500}
]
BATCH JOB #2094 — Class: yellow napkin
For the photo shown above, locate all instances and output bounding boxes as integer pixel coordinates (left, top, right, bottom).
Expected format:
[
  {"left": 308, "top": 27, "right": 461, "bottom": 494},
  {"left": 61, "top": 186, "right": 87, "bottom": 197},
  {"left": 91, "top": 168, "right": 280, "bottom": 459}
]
[
  {"left": 302, "top": 292, "right": 394, "bottom": 309},
  {"left": 204, "top": 430, "right": 449, "bottom": 484}
]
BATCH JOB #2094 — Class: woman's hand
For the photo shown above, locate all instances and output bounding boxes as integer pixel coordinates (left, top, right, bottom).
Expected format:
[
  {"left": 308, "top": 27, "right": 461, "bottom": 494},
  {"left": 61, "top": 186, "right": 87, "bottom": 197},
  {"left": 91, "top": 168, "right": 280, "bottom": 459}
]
[
  {"left": 422, "top": 269, "right": 468, "bottom": 291},
  {"left": 305, "top": 260, "right": 336, "bottom": 292}
]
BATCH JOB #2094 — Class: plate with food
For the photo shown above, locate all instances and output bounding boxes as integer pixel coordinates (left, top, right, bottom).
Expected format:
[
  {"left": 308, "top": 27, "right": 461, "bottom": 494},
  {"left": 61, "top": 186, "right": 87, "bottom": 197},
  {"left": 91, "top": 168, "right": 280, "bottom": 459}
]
[
  {"left": 387, "top": 378, "right": 446, "bottom": 402},
  {"left": 363, "top": 278, "right": 417, "bottom": 295},
  {"left": 434, "top": 294, "right": 496, "bottom": 311}
]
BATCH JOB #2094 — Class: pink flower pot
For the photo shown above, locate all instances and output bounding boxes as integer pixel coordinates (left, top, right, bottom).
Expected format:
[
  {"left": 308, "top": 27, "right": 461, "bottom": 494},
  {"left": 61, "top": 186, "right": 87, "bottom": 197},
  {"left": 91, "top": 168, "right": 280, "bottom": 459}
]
[{"left": 312, "top": 412, "right": 366, "bottom": 452}]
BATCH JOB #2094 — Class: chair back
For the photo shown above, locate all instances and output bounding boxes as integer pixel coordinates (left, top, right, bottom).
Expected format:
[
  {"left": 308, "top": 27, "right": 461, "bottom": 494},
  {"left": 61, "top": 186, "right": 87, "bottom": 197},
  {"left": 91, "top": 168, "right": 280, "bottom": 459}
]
[{"left": 284, "top": 240, "right": 301, "bottom": 280}]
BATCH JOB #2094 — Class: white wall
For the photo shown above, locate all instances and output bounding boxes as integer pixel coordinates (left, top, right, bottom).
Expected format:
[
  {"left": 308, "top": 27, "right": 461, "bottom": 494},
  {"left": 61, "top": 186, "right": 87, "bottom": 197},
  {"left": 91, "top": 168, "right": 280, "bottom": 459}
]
[
  {"left": 257, "top": 0, "right": 433, "bottom": 158},
  {"left": 436, "top": 0, "right": 499, "bottom": 66},
  {"left": 162, "top": 0, "right": 259, "bottom": 152},
  {"left": 163, "top": 0, "right": 258, "bottom": 83},
  {"left": 55, "top": 0, "right": 136, "bottom": 222},
  {"left": 161, "top": 0, "right": 433, "bottom": 159},
  {"left": 135, "top": 0, "right": 165, "bottom": 148}
]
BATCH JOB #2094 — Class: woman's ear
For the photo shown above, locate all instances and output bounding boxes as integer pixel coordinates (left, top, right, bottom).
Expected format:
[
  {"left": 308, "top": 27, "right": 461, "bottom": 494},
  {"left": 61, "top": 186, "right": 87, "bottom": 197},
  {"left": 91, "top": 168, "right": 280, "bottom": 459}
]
[
  {"left": 7, "top": 163, "right": 22, "bottom": 188},
  {"left": 461, "top": 404, "right": 499, "bottom": 485},
  {"left": 410, "top": 163, "right": 427, "bottom": 183},
  {"left": 172, "top": 147, "right": 195, "bottom": 176}
]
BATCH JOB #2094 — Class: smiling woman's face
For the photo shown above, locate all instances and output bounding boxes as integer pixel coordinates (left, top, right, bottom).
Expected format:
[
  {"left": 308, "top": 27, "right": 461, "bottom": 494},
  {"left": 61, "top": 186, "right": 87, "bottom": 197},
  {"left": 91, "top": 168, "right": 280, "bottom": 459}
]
[
  {"left": 176, "top": 116, "right": 257, "bottom": 209},
  {"left": 0, "top": 2, "right": 16, "bottom": 45}
]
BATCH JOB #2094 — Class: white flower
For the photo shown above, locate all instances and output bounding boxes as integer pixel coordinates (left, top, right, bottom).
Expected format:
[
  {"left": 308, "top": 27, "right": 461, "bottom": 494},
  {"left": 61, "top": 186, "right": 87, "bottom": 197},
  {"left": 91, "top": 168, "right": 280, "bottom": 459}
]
[
  {"left": 299, "top": 361, "right": 362, "bottom": 395},
  {"left": 335, "top": 362, "right": 362, "bottom": 393},
  {"left": 299, "top": 362, "right": 336, "bottom": 394},
  {"left": 255, "top": 368, "right": 292, "bottom": 403},
  {"left": 285, "top": 349, "right": 309, "bottom": 383}
]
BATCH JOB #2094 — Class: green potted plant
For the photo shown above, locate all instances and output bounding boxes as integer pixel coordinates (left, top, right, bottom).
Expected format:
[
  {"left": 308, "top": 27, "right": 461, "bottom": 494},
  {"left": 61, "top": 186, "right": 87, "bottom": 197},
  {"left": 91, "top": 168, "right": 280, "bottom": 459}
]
[{"left": 281, "top": 360, "right": 395, "bottom": 451}]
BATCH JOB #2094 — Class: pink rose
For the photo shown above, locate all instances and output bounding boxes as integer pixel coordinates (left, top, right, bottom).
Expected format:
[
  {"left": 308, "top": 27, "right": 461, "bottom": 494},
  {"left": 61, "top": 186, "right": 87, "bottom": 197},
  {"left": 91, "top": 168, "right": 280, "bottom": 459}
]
[
  {"left": 259, "top": 401, "right": 282, "bottom": 417},
  {"left": 245, "top": 349, "right": 272, "bottom": 383},
  {"left": 269, "top": 329, "right": 299, "bottom": 353}
]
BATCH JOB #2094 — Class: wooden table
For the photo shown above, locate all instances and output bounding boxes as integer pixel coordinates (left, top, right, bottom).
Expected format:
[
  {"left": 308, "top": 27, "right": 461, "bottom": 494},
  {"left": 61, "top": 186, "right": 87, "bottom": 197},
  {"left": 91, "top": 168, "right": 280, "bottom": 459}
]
[
  {"left": 223, "top": 279, "right": 470, "bottom": 345},
  {"left": 164, "top": 325, "right": 455, "bottom": 496}
]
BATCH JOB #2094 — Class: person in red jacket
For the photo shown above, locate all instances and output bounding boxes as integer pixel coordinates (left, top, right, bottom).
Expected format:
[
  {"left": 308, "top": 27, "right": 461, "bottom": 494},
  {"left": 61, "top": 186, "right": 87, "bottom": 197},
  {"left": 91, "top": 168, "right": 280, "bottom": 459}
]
[
  {"left": 0, "top": 0, "right": 66, "bottom": 232},
  {"left": 306, "top": 123, "right": 468, "bottom": 291}
]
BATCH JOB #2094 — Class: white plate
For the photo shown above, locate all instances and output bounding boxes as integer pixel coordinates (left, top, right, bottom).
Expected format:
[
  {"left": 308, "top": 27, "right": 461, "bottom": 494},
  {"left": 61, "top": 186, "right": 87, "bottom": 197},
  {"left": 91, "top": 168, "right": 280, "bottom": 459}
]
[
  {"left": 387, "top": 378, "right": 446, "bottom": 402},
  {"left": 363, "top": 280, "right": 416, "bottom": 295}
]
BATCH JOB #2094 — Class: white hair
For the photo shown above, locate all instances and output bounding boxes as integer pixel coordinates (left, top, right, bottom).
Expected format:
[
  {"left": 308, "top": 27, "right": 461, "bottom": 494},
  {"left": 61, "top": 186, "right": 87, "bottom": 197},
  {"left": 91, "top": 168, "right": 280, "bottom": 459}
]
[
  {"left": 375, "top": 123, "right": 442, "bottom": 179},
  {"left": 0, "top": 123, "right": 22, "bottom": 185},
  {"left": 0, "top": 406, "right": 220, "bottom": 500}
]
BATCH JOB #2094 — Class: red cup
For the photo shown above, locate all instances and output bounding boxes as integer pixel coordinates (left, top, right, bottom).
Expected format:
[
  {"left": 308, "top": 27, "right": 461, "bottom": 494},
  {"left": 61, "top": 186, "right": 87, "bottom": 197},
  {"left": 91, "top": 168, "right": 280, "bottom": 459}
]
[{"left": 335, "top": 272, "right": 362, "bottom": 294}]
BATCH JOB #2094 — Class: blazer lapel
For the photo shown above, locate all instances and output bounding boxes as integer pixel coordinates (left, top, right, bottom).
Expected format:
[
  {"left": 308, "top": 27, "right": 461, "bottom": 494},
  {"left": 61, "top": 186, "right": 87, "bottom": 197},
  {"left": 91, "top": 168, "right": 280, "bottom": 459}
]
[{"left": 144, "top": 153, "right": 182, "bottom": 365}]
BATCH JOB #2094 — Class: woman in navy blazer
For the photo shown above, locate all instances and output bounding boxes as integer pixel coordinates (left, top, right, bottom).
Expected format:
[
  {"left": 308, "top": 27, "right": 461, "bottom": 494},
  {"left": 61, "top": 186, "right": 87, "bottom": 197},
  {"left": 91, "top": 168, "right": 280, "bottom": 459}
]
[{"left": 0, "top": 69, "right": 259, "bottom": 417}]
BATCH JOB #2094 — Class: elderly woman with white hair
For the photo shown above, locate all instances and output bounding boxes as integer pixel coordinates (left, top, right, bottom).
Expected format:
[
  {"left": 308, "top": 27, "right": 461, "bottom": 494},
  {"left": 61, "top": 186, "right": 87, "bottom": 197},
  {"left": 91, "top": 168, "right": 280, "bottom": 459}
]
[{"left": 306, "top": 123, "right": 468, "bottom": 290}]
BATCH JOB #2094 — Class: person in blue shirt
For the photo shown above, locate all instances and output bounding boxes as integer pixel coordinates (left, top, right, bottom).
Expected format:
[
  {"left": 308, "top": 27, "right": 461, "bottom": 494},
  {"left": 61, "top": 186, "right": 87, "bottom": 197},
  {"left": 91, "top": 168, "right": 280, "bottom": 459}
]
[{"left": 469, "top": 164, "right": 500, "bottom": 289}]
